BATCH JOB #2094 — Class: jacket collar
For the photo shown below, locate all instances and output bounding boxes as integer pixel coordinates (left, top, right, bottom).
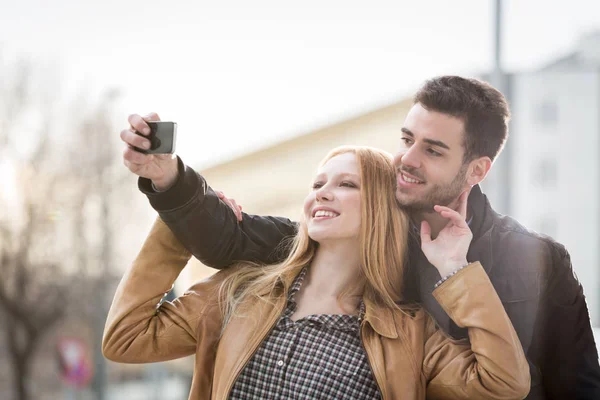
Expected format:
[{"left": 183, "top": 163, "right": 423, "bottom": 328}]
[
  {"left": 405, "top": 184, "right": 496, "bottom": 295},
  {"left": 362, "top": 296, "right": 399, "bottom": 339},
  {"left": 465, "top": 184, "right": 494, "bottom": 275}
]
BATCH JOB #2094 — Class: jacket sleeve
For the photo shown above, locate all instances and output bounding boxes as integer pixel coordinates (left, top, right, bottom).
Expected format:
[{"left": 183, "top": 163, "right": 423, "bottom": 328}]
[
  {"left": 423, "top": 262, "right": 531, "bottom": 400},
  {"left": 138, "top": 157, "right": 298, "bottom": 269},
  {"left": 534, "top": 245, "right": 600, "bottom": 399},
  {"left": 102, "top": 218, "right": 224, "bottom": 363}
]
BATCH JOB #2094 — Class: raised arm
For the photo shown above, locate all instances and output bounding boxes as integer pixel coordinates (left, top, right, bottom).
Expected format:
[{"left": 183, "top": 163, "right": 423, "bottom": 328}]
[
  {"left": 419, "top": 189, "right": 529, "bottom": 398},
  {"left": 138, "top": 157, "right": 298, "bottom": 268},
  {"left": 120, "top": 113, "right": 298, "bottom": 269},
  {"left": 102, "top": 218, "right": 224, "bottom": 363},
  {"left": 423, "top": 262, "right": 530, "bottom": 399}
]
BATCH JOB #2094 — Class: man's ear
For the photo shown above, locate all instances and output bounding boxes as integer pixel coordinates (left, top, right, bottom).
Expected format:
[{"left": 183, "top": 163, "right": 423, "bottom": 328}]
[{"left": 466, "top": 156, "right": 492, "bottom": 186}]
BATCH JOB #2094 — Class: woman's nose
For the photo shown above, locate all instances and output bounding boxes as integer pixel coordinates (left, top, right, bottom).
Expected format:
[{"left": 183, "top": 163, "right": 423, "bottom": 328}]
[{"left": 316, "top": 187, "right": 333, "bottom": 202}]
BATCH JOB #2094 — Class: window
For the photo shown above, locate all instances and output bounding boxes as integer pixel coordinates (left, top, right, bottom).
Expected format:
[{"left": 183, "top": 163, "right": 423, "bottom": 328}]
[
  {"left": 532, "top": 158, "right": 557, "bottom": 187},
  {"left": 534, "top": 100, "right": 558, "bottom": 126}
]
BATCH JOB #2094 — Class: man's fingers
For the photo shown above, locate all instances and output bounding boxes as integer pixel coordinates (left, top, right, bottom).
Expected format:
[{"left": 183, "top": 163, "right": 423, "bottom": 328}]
[
  {"left": 127, "top": 112, "right": 160, "bottom": 136},
  {"left": 121, "top": 113, "right": 161, "bottom": 178},
  {"left": 229, "top": 199, "right": 243, "bottom": 222},
  {"left": 123, "top": 159, "right": 144, "bottom": 173},
  {"left": 435, "top": 206, "right": 462, "bottom": 222},
  {"left": 123, "top": 146, "right": 153, "bottom": 164},
  {"left": 120, "top": 128, "right": 152, "bottom": 150},
  {"left": 144, "top": 112, "right": 161, "bottom": 122},
  {"left": 127, "top": 112, "right": 161, "bottom": 137},
  {"left": 434, "top": 205, "right": 468, "bottom": 227},
  {"left": 215, "top": 190, "right": 243, "bottom": 222},
  {"left": 222, "top": 197, "right": 242, "bottom": 222},
  {"left": 128, "top": 114, "right": 151, "bottom": 135}
]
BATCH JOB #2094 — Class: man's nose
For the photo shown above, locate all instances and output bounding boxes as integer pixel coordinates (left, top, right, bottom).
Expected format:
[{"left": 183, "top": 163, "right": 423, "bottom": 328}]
[{"left": 395, "top": 146, "right": 421, "bottom": 169}]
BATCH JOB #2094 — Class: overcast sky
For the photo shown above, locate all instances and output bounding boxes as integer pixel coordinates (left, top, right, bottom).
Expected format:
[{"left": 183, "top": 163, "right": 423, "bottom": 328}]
[{"left": 1, "top": 0, "right": 599, "bottom": 169}]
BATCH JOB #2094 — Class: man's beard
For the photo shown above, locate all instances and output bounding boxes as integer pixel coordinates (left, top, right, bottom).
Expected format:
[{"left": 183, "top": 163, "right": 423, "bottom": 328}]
[{"left": 396, "top": 163, "right": 468, "bottom": 213}]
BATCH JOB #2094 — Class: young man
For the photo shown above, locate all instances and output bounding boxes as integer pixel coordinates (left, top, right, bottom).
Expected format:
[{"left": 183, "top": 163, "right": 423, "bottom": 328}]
[{"left": 122, "top": 76, "right": 600, "bottom": 399}]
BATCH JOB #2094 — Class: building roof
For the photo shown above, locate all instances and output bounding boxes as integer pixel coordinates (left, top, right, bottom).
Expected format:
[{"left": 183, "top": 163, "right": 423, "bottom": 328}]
[
  {"left": 540, "top": 30, "right": 600, "bottom": 72},
  {"left": 201, "top": 97, "right": 413, "bottom": 176}
]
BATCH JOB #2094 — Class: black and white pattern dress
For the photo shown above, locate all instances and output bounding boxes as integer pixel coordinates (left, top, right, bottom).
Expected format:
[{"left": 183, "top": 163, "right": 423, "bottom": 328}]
[{"left": 229, "top": 267, "right": 382, "bottom": 399}]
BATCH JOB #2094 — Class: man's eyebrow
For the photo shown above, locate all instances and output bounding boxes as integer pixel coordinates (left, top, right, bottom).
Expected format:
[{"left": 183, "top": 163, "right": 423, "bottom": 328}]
[
  {"left": 401, "top": 127, "right": 451, "bottom": 150},
  {"left": 401, "top": 127, "right": 414, "bottom": 137}
]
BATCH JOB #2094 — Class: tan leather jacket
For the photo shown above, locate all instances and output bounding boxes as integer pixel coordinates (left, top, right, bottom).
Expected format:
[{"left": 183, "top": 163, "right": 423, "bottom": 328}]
[{"left": 103, "top": 219, "right": 530, "bottom": 399}]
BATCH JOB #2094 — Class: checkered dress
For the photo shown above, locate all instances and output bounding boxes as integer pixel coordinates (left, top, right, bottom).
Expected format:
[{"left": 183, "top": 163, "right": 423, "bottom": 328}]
[{"left": 229, "top": 268, "right": 382, "bottom": 399}]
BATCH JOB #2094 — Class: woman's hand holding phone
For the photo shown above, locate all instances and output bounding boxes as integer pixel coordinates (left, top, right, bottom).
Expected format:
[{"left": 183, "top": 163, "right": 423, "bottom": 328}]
[{"left": 120, "top": 112, "right": 179, "bottom": 191}]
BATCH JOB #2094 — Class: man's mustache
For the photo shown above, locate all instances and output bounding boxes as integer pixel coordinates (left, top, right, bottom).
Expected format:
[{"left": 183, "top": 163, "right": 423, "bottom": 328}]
[{"left": 396, "top": 166, "right": 425, "bottom": 182}]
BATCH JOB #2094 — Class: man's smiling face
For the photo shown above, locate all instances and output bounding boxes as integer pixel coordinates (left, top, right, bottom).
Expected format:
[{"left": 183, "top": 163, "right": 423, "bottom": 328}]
[{"left": 393, "top": 103, "right": 470, "bottom": 213}]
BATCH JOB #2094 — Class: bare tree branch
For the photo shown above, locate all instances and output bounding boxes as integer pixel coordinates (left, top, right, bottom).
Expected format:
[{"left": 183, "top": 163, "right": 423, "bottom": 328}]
[{"left": 0, "top": 53, "right": 129, "bottom": 400}]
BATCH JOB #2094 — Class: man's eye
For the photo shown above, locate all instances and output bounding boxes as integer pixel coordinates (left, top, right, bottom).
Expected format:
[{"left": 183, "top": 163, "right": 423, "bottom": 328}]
[
  {"left": 401, "top": 137, "right": 412, "bottom": 145},
  {"left": 427, "top": 148, "right": 442, "bottom": 157}
]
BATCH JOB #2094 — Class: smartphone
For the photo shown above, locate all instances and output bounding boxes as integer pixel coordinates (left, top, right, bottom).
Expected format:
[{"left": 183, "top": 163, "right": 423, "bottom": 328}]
[{"left": 134, "top": 121, "right": 177, "bottom": 154}]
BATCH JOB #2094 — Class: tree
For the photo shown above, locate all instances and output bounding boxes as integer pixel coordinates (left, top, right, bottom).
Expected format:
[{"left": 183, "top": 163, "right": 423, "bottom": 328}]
[{"left": 0, "top": 52, "right": 134, "bottom": 400}]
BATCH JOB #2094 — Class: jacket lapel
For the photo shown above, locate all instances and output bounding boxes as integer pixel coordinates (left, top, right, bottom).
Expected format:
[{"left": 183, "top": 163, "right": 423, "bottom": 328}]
[
  {"left": 466, "top": 184, "right": 494, "bottom": 275},
  {"left": 214, "top": 295, "right": 286, "bottom": 399},
  {"left": 363, "top": 296, "right": 398, "bottom": 339}
]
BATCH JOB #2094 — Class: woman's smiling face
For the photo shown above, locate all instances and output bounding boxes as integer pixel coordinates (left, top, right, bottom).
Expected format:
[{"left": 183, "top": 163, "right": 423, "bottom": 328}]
[{"left": 304, "top": 152, "right": 362, "bottom": 244}]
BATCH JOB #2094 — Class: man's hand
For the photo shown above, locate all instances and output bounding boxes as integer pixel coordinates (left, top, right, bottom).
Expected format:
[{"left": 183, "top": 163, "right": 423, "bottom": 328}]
[
  {"left": 120, "top": 113, "right": 178, "bottom": 191},
  {"left": 215, "top": 190, "right": 243, "bottom": 222},
  {"left": 420, "top": 189, "right": 473, "bottom": 277}
]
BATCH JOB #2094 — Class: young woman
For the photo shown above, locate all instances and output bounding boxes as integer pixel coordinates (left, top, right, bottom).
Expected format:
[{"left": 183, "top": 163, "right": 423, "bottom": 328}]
[{"left": 103, "top": 145, "right": 529, "bottom": 399}]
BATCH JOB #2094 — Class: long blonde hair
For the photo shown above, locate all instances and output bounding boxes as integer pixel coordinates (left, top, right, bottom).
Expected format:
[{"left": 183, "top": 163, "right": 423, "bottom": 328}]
[{"left": 218, "top": 146, "right": 410, "bottom": 325}]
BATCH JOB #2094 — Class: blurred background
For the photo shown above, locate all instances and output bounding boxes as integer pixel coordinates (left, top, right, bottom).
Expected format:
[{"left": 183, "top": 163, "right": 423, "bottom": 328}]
[{"left": 1, "top": 0, "right": 599, "bottom": 399}]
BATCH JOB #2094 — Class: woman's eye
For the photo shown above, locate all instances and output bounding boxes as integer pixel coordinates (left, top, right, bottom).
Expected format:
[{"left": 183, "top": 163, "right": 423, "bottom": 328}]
[
  {"left": 340, "top": 181, "right": 357, "bottom": 188},
  {"left": 312, "top": 182, "right": 323, "bottom": 189}
]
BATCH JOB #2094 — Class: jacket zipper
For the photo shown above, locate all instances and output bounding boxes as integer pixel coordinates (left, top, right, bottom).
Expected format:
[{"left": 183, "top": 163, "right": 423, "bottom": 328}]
[
  {"left": 360, "top": 322, "right": 387, "bottom": 400},
  {"left": 222, "top": 300, "right": 285, "bottom": 398}
]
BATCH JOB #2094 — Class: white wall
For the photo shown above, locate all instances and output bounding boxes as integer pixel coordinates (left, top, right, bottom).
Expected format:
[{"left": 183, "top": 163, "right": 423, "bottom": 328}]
[{"left": 511, "top": 71, "right": 600, "bottom": 326}]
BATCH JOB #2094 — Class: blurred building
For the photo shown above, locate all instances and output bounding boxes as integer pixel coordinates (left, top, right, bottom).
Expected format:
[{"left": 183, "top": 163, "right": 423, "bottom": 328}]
[
  {"left": 182, "top": 32, "right": 600, "bottom": 339},
  {"left": 483, "top": 31, "right": 600, "bottom": 327}
]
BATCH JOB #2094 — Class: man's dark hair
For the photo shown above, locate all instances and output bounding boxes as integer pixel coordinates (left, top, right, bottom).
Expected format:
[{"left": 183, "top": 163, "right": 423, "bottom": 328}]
[{"left": 414, "top": 76, "right": 510, "bottom": 163}]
